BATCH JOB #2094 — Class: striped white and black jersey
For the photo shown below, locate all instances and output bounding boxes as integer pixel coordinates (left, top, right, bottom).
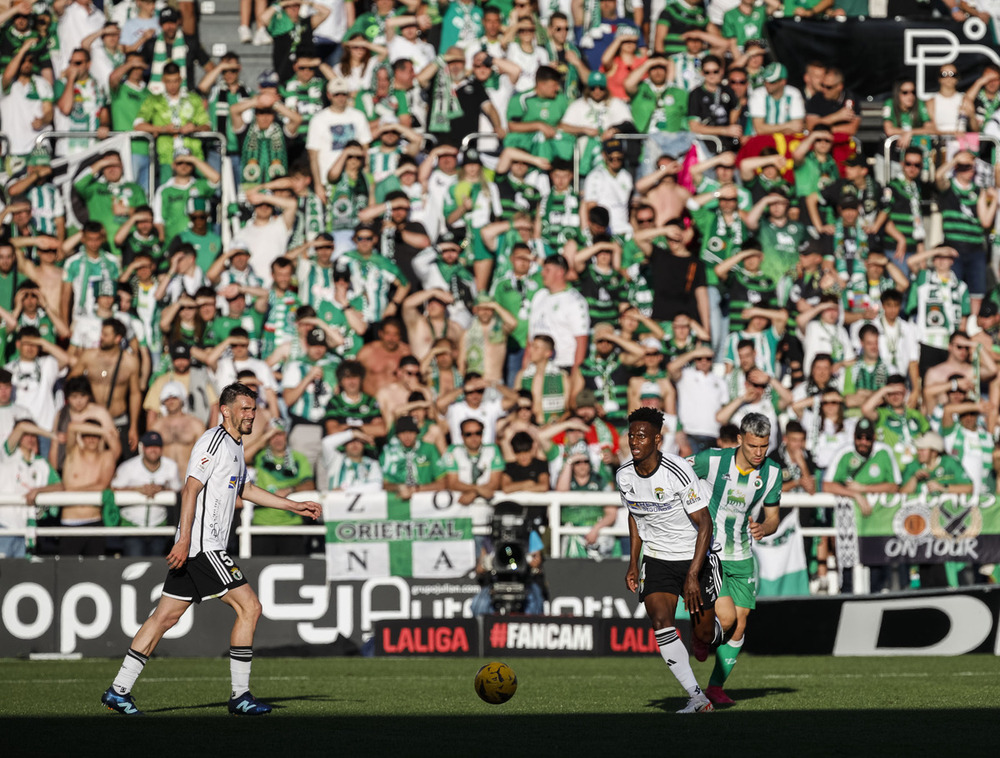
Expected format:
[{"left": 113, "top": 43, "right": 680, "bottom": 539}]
[
  {"left": 182, "top": 426, "right": 247, "bottom": 556},
  {"left": 616, "top": 453, "right": 707, "bottom": 561}
]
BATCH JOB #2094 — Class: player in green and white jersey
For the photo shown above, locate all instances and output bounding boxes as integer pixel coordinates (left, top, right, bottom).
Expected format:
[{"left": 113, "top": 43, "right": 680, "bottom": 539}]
[{"left": 689, "top": 412, "right": 781, "bottom": 706}]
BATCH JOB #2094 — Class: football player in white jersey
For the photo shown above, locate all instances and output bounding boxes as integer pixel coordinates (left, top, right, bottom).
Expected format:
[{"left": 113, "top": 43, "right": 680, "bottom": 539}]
[
  {"left": 102, "top": 382, "right": 322, "bottom": 717},
  {"left": 619, "top": 407, "right": 722, "bottom": 714}
]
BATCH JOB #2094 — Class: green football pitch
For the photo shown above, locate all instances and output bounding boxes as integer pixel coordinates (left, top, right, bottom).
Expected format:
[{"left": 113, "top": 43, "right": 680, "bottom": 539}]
[{"left": 3, "top": 655, "right": 999, "bottom": 757}]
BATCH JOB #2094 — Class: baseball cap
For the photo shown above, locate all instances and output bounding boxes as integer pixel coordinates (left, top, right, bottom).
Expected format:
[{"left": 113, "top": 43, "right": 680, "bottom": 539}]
[
  {"left": 587, "top": 71, "right": 607, "bottom": 88},
  {"left": 140, "top": 431, "right": 163, "bottom": 447},
  {"left": 306, "top": 327, "right": 327, "bottom": 346},
  {"left": 763, "top": 62, "right": 787, "bottom": 83},
  {"left": 460, "top": 146, "right": 482, "bottom": 166},
  {"left": 170, "top": 343, "right": 191, "bottom": 361},
  {"left": 187, "top": 196, "right": 210, "bottom": 214},
  {"left": 269, "top": 418, "right": 288, "bottom": 433},
  {"left": 97, "top": 279, "right": 116, "bottom": 297},
  {"left": 258, "top": 69, "right": 280, "bottom": 89},
  {"left": 474, "top": 293, "right": 494, "bottom": 307},
  {"left": 603, "top": 138, "right": 624, "bottom": 156},
  {"left": 27, "top": 146, "right": 51, "bottom": 167},
  {"left": 160, "top": 381, "right": 186, "bottom": 402},
  {"left": 837, "top": 194, "right": 859, "bottom": 209},
  {"left": 438, "top": 227, "right": 466, "bottom": 248},
  {"left": 615, "top": 24, "right": 639, "bottom": 40},
  {"left": 914, "top": 431, "right": 944, "bottom": 452},
  {"left": 327, "top": 76, "right": 352, "bottom": 95},
  {"left": 160, "top": 7, "right": 180, "bottom": 23},
  {"left": 396, "top": 415, "right": 420, "bottom": 434},
  {"left": 844, "top": 154, "right": 868, "bottom": 168},
  {"left": 229, "top": 237, "right": 251, "bottom": 255},
  {"left": 576, "top": 389, "right": 597, "bottom": 408},
  {"left": 979, "top": 299, "right": 999, "bottom": 318},
  {"left": 640, "top": 336, "right": 662, "bottom": 351},
  {"left": 855, "top": 418, "right": 875, "bottom": 439},
  {"left": 173, "top": 146, "right": 193, "bottom": 161}
]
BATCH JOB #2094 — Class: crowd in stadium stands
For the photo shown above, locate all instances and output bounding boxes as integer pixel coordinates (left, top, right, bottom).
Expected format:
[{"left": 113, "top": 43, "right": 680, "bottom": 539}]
[{"left": 1, "top": 0, "right": 1000, "bottom": 591}]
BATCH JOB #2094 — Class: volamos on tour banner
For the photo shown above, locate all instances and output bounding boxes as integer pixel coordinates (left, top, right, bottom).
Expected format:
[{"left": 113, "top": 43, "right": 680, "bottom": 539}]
[
  {"left": 323, "top": 492, "right": 487, "bottom": 580},
  {"left": 852, "top": 494, "right": 1000, "bottom": 565}
]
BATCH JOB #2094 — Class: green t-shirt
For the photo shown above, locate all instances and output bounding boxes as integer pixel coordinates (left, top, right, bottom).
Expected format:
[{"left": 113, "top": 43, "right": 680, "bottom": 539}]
[
  {"left": 875, "top": 406, "right": 930, "bottom": 468},
  {"left": 135, "top": 92, "right": 210, "bottom": 167},
  {"left": 824, "top": 440, "right": 902, "bottom": 486},
  {"left": 325, "top": 391, "right": 381, "bottom": 428},
  {"left": 901, "top": 454, "right": 971, "bottom": 494},
  {"left": 632, "top": 82, "right": 688, "bottom": 133},
  {"left": 253, "top": 448, "right": 313, "bottom": 525},
  {"left": 176, "top": 228, "right": 223, "bottom": 274},
  {"left": 692, "top": 447, "right": 782, "bottom": 561},
  {"left": 74, "top": 171, "right": 147, "bottom": 257},
  {"left": 111, "top": 81, "right": 150, "bottom": 155},
  {"left": 380, "top": 438, "right": 444, "bottom": 485}
]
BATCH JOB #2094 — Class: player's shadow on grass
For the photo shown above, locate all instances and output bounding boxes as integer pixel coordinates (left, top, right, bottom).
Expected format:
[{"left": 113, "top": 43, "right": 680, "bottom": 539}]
[
  {"left": 647, "top": 687, "right": 795, "bottom": 712},
  {"left": 144, "top": 694, "right": 343, "bottom": 714}
]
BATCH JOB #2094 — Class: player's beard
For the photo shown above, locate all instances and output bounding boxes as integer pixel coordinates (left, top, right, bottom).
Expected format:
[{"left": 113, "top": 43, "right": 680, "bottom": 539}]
[{"left": 239, "top": 417, "right": 254, "bottom": 435}]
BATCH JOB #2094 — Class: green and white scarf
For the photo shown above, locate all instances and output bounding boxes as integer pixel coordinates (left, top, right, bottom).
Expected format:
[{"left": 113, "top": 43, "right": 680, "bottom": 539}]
[
  {"left": 149, "top": 30, "right": 188, "bottom": 95},
  {"left": 429, "top": 61, "right": 464, "bottom": 133},
  {"left": 241, "top": 121, "right": 288, "bottom": 186}
]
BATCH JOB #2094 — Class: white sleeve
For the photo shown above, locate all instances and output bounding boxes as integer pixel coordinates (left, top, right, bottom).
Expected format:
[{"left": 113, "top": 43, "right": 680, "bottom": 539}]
[
  {"left": 669, "top": 455, "right": 707, "bottom": 515},
  {"left": 164, "top": 458, "right": 182, "bottom": 491},
  {"left": 185, "top": 431, "right": 219, "bottom": 484},
  {"left": 570, "top": 292, "right": 591, "bottom": 337},
  {"left": 280, "top": 361, "right": 303, "bottom": 390},
  {"left": 789, "top": 88, "right": 806, "bottom": 120},
  {"left": 748, "top": 89, "right": 766, "bottom": 120}
]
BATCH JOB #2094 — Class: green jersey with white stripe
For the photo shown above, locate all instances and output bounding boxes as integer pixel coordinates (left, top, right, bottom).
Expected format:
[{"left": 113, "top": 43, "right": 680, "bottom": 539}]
[{"left": 692, "top": 447, "right": 782, "bottom": 561}]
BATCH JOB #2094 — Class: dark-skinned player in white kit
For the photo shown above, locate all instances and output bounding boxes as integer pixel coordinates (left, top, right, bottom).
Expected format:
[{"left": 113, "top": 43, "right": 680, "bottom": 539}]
[
  {"left": 619, "top": 407, "right": 724, "bottom": 713},
  {"left": 101, "top": 382, "right": 322, "bottom": 716}
]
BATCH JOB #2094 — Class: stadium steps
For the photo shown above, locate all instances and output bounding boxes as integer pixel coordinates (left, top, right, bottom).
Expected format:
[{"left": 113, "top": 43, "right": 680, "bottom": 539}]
[{"left": 196, "top": 0, "right": 273, "bottom": 87}]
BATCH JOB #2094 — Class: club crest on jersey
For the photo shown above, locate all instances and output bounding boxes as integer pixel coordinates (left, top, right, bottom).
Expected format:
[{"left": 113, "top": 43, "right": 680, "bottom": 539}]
[
  {"left": 754, "top": 476, "right": 764, "bottom": 489},
  {"left": 654, "top": 487, "right": 665, "bottom": 501}
]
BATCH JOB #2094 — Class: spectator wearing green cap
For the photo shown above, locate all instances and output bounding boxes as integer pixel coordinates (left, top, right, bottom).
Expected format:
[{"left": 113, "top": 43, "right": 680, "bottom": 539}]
[{"left": 748, "top": 61, "right": 805, "bottom": 136}]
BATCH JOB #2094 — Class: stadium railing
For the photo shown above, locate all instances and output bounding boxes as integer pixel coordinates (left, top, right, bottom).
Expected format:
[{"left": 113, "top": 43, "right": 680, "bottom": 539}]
[
  {"left": 0, "top": 490, "right": 835, "bottom": 557},
  {"left": 33, "top": 129, "right": 229, "bottom": 242}
]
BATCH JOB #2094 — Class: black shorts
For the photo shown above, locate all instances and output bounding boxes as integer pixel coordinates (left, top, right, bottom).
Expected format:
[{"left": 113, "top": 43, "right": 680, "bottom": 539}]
[
  {"left": 161, "top": 550, "right": 248, "bottom": 603},
  {"left": 638, "top": 552, "right": 720, "bottom": 608}
]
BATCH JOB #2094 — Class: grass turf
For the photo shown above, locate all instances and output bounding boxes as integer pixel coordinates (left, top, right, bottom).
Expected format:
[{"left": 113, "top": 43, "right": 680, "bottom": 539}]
[{"left": 3, "top": 655, "right": 999, "bottom": 757}]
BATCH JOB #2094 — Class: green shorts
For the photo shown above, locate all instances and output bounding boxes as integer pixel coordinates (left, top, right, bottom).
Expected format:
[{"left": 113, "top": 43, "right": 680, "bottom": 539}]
[{"left": 718, "top": 557, "right": 758, "bottom": 609}]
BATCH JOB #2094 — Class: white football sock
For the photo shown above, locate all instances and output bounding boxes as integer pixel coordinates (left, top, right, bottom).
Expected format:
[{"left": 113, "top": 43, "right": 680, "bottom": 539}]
[
  {"left": 230, "top": 646, "right": 253, "bottom": 699},
  {"left": 654, "top": 627, "right": 702, "bottom": 698},
  {"left": 112, "top": 648, "right": 148, "bottom": 695}
]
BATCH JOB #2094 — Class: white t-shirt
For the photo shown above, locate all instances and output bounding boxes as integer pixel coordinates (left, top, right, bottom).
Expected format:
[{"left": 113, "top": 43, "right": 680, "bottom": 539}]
[
  {"left": 802, "top": 319, "right": 856, "bottom": 377},
  {"left": 0, "top": 444, "right": 56, "bottom": 531},
  {"left": 213, "top": 356, "right": 278, "bottom": 394},
  {"left": 309, "top": 0, "right": 351, "bottom": 43},
  {"left": 562, "top": 96, "right": 633, "bottom": 134},
  {"left": 527, "top": 286, "right": 592, "bottom": 369},
  {"left": 445, "top": 393, "right": 505, "bottom": 446},
  {"left": 583, "top": 164, "right": 634, "bottom": 236},
  {"left": 849, "top": 317, "right": 921, "bottom": 378},
  {"left": 182, "top": 425, "right": 247, "bottom": 555},
  {"left": 111, "top": 455, "right": 181, "bottom": 526},
  {"left": 305, "top": 106, "right": 373, "bottom": 189},
  {"left": 676, "top": 367, "right": 728, "bottom": 438},
  {"left": 4, "top": 356, "right": 60, "bottom": 430},
  {"left": 505, "top": 42, "right": 550, "bottom": 93},
  {"left": 0, "top": 76, "right": 53, "bottom": 155},
  {"left": 241, "top": 217, "right": 292, "bottom": 288},
  {"left": 615, "top": 452, "right": 707, "bottom": 561},
  {"left": 387, "top": 36, "right": 436, "bottom": 71},
  {"left": 0, "top": 402, "right": 33, "bottom": 443}
]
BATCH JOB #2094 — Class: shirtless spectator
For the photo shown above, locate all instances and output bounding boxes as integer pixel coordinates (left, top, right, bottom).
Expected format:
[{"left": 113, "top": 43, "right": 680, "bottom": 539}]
[
  {"left": 68, "top": 318, "right": 142, "bottom": 457},
  {"left": 149, "top": 381, "right": 206, "bottom": 472},
  {"left": 420, "top": 338, "right": 463, "bottom": 397},
  {"left": 459, "top": 294, "right": 517, "bottom": 383},
  {"left": 635, "top": 153, "right": 692, "bottom": 224},
  {"left": 11, "top": 236, "right": 67, "bottom": 322},
  {"left": 49, "top": 376, "right": 120, "bottom": 472},
  {"left": 376, "top": 356, "right": 432, "bottom": 428},
  {"left": 923, "top": 331, "right": 997, "bottom": 410},
  {"left": 401, "top": 288, "right": 464, "bottom": 360},
  {"left": 60, "top": 419, "right": 117, "bottom": 556},
  {"left": 357, "top": 317, "right": 412, "bottom": 397}
]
